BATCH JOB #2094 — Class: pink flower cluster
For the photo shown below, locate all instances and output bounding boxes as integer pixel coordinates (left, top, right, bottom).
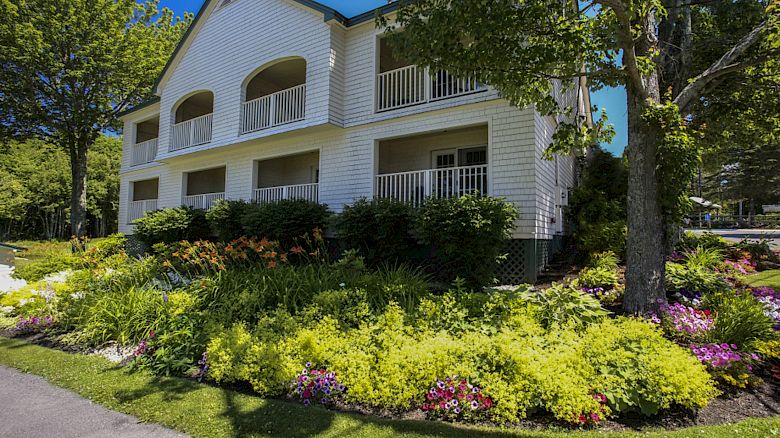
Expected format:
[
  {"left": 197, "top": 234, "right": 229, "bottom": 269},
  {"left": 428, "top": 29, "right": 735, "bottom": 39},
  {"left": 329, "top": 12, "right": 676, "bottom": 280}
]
[
  {"left": 750, "top": 287, "right": 780, "bottom": 331},
  {"left": 720, "top": 259, "right": 756, "bottom": 276},
  {"left": 421, "top": 376, "right": 493, "bottom": 420},
  {"left": 690, "top": 343, "right": 758, "bottom": 369},
  {"left": 13, "top": 315, "right": 54, "bottom": 334},
  {"left": 576, "top": 393, "right": 608, "bottom": 425},
  {"left": 662, "top": 303, "right": 714, "bottom": 335},
  {"left": 292, "top": 362, "right": 345, "bottom": 406},
  {"left": 133, "top": 330, "right": 155, "bottom": 357}
]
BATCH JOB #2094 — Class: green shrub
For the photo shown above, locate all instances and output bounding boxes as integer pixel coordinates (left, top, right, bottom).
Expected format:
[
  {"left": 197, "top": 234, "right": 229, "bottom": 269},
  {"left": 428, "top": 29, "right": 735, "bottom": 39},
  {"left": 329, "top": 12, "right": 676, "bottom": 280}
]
[
  {"left": 311, "top": 289, "right": 372, "bottom": 329},
  {"left": 417, "top": 194, "right": 518, "bottom": 287},
  {"left": 334, "top": 198, "right": 418, "bottom": 266},
  {"left": 241, "top": 199, "right": 330, "bottom": 244},
  {"left": 578, "top": 266, "right": 619, "bottom": 289},
  {"left": 356, "top": 263, "right": 430, "bottom": 313},
  {"left": 676, "top": 231, "right": 729, "bottom": 252},
  {"left": 568, "top": 148, "right": 628, "bottom": 257},
  {"left": 133, "top": 207, "right": 210, "bottom": 246},
  {"left": 588, "top": 251, "right": 619, "bottom": 270},
  {"left": 205, "top": 307, "right": 717, "bottom": 423},
  {"left": 517, "top": 283, "right": 609, "bottom": 328},
  {"left": 665, "top": 262, "right": 728, "bottom": 294},
  {"left": 683, "top": 246, "right": 724, "bottom": 270},
  {"left": 12, "top": 254, "right": 79, "bottom": 281},
  {"left": 706, "top": 292, "right": 778, "bottom": 348},
  {"left": 583, "top": 318, "right": 718, "bottom": 415},
  {"left": 206, "top": 200, "right": 251, "bottom": 242}
]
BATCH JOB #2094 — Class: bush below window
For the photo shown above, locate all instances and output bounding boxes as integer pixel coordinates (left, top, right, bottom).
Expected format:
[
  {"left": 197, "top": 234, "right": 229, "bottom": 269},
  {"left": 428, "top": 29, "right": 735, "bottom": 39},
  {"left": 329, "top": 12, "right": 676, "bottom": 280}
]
[{"left": 133, "top": 207, "right": 210, "bottom": 246}]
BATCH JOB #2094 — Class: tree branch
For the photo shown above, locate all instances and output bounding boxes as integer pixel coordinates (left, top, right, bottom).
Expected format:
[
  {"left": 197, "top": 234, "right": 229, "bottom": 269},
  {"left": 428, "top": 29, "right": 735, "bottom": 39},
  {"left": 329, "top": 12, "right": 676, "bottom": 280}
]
[
  {"left": 673, "top": 20, "right": 770, "bottom": 112},
  {"left": 595, "top": 0, "right": 648, "bottom": 99}
]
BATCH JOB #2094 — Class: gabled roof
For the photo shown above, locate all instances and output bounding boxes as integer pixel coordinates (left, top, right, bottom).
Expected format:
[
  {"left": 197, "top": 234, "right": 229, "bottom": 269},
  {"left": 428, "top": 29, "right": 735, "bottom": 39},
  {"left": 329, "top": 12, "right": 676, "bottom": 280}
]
[{"left": 121, "top": 0, "right": 398, "bottom": 119}]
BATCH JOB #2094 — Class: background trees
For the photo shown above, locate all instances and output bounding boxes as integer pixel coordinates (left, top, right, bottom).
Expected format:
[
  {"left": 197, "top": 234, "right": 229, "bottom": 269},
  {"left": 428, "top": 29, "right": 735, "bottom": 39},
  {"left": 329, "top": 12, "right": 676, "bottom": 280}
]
[
  {"left": 384, "top": 0, "right": 779, "bottom": 312},
  {"left": 0, "top": 136, "right": 121, "bottom": 240},
  {"left": 0, "top": 0, "right": 190, "bottom": 238}
]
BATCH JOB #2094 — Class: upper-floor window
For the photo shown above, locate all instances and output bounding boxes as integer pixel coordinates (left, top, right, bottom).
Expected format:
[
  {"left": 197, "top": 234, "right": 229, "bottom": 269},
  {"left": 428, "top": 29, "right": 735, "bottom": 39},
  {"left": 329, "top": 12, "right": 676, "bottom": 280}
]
[
  {"left": 241, "top": 58, "right": 306, "bottom": 134},
  {"left": 170, "top": 91, "right": 214, "bottom": 152},
  {"left": 376, "top": 36, "right": 485, "bottom": 112}
]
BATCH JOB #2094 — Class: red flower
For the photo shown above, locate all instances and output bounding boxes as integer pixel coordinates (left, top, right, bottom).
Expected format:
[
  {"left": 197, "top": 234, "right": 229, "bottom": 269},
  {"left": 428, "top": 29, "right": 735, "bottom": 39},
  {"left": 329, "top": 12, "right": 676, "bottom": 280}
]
[
  {"left": 302, "top": 390, "right": 312, "bottom": 399},
  {"left": 578, "top": 415, "right": 587, "bottom": 424},
  {"left": 483, "top": 398, "right": 493, "bottom": 408}
]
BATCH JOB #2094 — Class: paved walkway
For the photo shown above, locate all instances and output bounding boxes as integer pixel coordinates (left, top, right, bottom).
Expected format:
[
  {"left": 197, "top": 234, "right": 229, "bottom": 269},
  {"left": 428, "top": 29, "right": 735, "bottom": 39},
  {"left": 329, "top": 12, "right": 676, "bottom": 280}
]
[{"left": 0, "top": 366, "right": 186, "bottom": 438}]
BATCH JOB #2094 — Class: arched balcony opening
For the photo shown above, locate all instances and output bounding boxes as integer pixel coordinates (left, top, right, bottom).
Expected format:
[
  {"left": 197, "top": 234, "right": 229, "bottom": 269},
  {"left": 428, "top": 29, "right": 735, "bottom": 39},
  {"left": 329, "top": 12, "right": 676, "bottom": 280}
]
[
  {"left": 241, "top": 58, "right": 306, "bottom": 134},
  {"left": 171, "top": 91, "right": 214, "bottom": 151}
]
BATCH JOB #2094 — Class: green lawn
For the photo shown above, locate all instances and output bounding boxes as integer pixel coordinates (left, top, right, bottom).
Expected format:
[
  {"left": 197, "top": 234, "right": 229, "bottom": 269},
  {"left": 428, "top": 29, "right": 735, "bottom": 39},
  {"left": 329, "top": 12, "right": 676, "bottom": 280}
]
[
  {"left": 747, "top": 270, "right": 780, "bottom": 289},
  {"left": 1, "top": 337, "right": 778, "bottom": 438}
]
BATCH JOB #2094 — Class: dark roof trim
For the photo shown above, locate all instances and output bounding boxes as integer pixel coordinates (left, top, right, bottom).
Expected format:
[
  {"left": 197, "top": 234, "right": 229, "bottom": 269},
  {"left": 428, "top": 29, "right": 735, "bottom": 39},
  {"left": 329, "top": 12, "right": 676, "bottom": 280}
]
[
  {"left": 118, "top": 96, "right": 161, "bottom": 118},
  {"left": 124, "top": 0, "right": 398, "bottom": 118},
  {"left": 0, "top": 242, "right": 27, "bottom": 251}
]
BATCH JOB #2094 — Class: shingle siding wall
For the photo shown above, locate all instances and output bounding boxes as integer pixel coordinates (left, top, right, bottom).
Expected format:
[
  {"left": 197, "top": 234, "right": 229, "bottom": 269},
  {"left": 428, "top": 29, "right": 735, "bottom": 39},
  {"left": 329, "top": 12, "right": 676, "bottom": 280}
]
[
  {"left": 118, "top": 0, "right": 583, "bottom": 246},
  {"left": 119, "top": 100, "right": 540, "bottom": 238}
]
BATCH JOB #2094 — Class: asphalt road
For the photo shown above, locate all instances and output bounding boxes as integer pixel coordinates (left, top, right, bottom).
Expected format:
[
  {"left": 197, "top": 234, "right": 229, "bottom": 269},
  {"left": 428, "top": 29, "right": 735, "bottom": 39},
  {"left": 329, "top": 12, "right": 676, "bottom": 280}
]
[
  {"left": 0, "top": 366, "right": 186, "bottom": 438},
  {"left": 690, "top": 228, "right": 780, "bottom": 250}
]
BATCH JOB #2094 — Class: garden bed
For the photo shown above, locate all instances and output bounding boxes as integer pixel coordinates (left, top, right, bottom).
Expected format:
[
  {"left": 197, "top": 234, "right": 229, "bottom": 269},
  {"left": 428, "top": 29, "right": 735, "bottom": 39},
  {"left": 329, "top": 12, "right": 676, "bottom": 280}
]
[{"left": 1, "top": 226, "right": 779, "bottom": 435}]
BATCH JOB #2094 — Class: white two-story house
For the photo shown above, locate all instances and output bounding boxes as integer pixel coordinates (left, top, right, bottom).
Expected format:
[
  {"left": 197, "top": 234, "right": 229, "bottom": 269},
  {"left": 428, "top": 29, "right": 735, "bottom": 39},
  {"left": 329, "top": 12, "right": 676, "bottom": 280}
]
[{"left": 117, "top": 0, "right": 591, "bottom": 283}]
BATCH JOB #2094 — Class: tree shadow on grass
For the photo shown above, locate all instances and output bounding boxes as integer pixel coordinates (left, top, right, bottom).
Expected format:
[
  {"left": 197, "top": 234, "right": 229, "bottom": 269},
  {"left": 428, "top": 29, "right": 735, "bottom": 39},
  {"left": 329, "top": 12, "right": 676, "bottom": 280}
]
[{"left": 217, "top": 389, "right": 534, "bottom": 438}]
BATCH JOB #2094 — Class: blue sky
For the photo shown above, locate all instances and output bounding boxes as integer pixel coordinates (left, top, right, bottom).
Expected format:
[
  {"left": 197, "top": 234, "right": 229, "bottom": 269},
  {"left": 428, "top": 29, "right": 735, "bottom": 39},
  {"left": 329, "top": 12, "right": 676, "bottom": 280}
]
[{"left": 157, "top": 0, "right": 628, "bottom": 155}]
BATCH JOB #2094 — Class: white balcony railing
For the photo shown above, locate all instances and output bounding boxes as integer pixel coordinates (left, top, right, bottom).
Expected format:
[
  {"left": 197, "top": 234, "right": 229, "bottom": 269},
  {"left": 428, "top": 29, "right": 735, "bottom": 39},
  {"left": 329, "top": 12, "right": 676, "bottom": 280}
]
[
  {"left": 241, "top": 84, "right": 306, "bottom": 134},
  {"left": 253, "top": 183, "right": 318, "bottom": 204},
  {"left": 182, "top": 192, "right": 225, "bottom": 210},
  {"left": 375, "top": 165, "right": 488, "bottom": 207},
  {"left": 128, "top": 199, "right": 158, "bottom": 223},
  {"left": 377, "top": 66, "right": 485, "bottom": 112},
  {"left": 170, "top": 113, "right": 213, "bottom": 152},
  {"left": 131, "top": 139, "right": 158, "bottom": 166}
]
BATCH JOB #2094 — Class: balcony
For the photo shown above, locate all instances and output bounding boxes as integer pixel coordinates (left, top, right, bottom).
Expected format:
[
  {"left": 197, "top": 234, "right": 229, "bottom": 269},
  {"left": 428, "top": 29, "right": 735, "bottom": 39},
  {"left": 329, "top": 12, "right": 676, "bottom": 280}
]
[
  {"left": 374, "top": 125, "right": 488, "bottom": 206},
  {"left": 253, "top": 151, "right": 319, "bottom": 203},
  {"left": 241, "top": 58, "right": 307, "bottom": 135},
  {"left": 241, "top": 84, "right": 306, "bottom": 134},
  {"left": 170, "top": 91, "right": 214, "bottom": 152},
  {"left": 377, "top": 66, "right": 484, "bottom": 112},
  {"left": 182, "top": 192, "right": 225, "bottom": 210},
  {"left": 375, "top": 165, "right": 488, "bottom": 206},
  {"left": 131, "top": 139, "right": 158, "bottom": 166},
  {"left": 182, "top": 166, "right": 226, "bottom": 210},
  {"left": 171, "top": 113, "right": 213, "bottom": 152},
  {"left": 128, "top": 178, "right": 159, "bottom": 223},
  {"left": 254, "top": 183, "right": 318, "bottom": 203},
  {"left": 128, "top": 199, "right": 158, "bottom": 223}
]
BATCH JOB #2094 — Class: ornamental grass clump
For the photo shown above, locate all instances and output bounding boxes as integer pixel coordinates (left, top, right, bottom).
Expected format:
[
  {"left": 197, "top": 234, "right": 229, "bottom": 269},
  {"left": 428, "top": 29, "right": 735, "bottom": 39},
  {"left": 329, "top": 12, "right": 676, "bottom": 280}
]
[
  {"left": 292, "top": 363, "right": 346, "bottom": 406},
  {"left": 421, "top": 376, "right": 493, "bottom": 422}
]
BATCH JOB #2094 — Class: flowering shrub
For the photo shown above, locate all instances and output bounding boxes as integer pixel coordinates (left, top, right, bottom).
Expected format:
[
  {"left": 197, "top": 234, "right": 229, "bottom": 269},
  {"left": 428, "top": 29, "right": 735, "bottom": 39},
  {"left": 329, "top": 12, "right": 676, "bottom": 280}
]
[
  {"left": 13, "top": 315, "right": 55, "bottom": 334},
  {"left": 690, "top": 343, "right": 760, "bottom": 388},
  {"left": 658, "top": 303, "right": 714, "bottom": 341},
  {"left": 133, "top": 330, "right": 155, "bottom": 357},
  {"left": 718, "top": 259, "right": 756, "bottom": 277},
  {"left": 750, "top": 287, "right": 780, "bottom": 331},
  {"left": 421, "top": 376, "right": 493, "bottom": 422},
  {"left": 158, "top": 237, "right": 289, "bottom": 275},
  {"left": 291, "top": 363, "right": 345, "bottom": 406}
]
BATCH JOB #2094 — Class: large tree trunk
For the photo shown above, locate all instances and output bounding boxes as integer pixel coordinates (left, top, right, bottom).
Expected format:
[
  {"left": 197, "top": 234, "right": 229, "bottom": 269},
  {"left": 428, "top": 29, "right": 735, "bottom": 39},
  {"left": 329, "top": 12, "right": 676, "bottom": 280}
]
[
  {"left": 623, "top": 87, "right": 667, "bottom": 313},
  {"left": 622, "top": 11, "right": 667, "bottom": 314},
  {"left": 69, "top": 141, "right": 89, "bottom": 238}
]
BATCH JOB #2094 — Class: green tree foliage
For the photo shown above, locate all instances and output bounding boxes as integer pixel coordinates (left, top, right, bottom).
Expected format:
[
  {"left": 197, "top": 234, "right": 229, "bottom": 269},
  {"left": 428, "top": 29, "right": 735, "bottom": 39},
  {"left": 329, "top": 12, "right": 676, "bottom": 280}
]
[
  {"left": 568, "top": 148, "right": 627, "bottom": 258},
  {"left": 0, "top": 0, "right": 190, "bottom": 237},
  {"left": 0, "top": 136, "right": 121, "bottom": 239},
  {"left": 383, "top": 0, "right": 780, "bottom": 312}
]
